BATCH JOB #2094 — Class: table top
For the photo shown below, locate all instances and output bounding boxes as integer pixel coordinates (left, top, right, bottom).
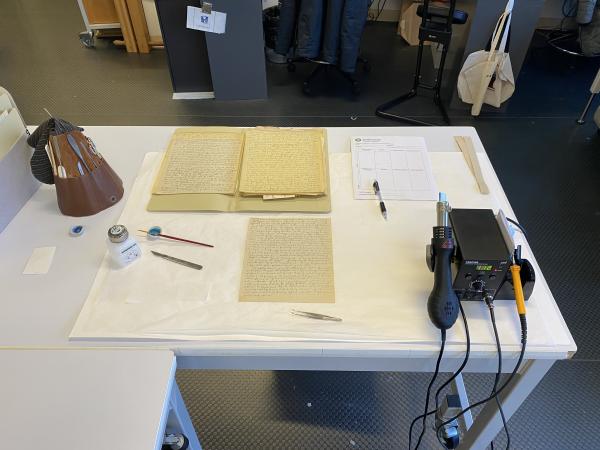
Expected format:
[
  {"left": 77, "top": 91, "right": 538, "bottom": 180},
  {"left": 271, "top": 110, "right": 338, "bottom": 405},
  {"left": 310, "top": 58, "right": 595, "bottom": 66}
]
[
  {"left": 0, "top": 349, "right": 175, "bottom": 450},
  {"left": 0, "top": 127, "right": 576, "bottom": 368}
]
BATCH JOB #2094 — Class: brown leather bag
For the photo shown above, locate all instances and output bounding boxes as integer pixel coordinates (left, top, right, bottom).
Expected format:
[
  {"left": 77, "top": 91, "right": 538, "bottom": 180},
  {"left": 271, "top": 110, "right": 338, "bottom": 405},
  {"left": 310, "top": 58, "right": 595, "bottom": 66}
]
[{"left": 49, "top": 130, "right": 123, "bottom": 216}]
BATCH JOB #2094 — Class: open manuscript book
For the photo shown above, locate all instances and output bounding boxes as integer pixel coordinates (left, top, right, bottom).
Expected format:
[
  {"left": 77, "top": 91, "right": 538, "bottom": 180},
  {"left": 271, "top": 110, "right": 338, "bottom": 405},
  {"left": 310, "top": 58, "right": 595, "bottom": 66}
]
[{"left": 148, "top": 127, "right": 330, "bottom": 212}]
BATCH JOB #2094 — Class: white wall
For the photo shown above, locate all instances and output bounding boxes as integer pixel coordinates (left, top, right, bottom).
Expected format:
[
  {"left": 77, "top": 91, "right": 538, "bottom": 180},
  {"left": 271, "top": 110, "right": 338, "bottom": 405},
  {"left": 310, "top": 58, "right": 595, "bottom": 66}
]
[{"left": 139, "top": 0, "right": 568, "bottom": 39}]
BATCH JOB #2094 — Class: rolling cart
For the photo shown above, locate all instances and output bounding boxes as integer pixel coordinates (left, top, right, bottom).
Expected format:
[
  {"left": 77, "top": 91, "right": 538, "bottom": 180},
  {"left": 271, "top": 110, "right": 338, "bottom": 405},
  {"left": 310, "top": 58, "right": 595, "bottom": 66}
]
[{"left": 76, "top": 0, "right": 121, "bottom": 48}]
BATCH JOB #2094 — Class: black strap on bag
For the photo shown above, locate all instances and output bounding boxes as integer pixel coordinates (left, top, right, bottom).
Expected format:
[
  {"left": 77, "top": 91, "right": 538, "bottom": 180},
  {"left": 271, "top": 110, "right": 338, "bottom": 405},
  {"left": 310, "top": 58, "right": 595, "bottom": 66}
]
[{"left": 26, "top": 118, "right": 83, "bottom": 184}]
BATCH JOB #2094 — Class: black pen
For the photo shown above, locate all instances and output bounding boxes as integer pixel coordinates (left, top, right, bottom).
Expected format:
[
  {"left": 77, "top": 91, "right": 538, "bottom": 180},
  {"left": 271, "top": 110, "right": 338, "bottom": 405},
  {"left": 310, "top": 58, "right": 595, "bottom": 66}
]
[{"left": 372, "top": 180, "right": 387, "bottom": 220}]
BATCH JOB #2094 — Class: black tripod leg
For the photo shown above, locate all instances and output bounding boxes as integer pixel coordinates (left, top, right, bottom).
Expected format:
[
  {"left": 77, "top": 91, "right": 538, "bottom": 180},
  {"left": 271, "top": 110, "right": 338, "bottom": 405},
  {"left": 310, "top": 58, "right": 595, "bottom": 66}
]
[
  {"left": 376, "top": 110, "right": 438, "bottom": 126},
  {"left": 435, "top": 96, "right": 451, "bottom": 125},
  {"left": 376, "top": 90, "right": 417, "bottom": 114},
  {"left": 412, "top": 40, "right": 426, "bottom": 91},
  {"left": 432, "top": 43, "right": 451, "bottom": 125},
  {"left": 376, "top": 88, "right": 437, "bottom": 126},
  {"left": 375, "top": 41, "right": 426, "bottom": 123}
]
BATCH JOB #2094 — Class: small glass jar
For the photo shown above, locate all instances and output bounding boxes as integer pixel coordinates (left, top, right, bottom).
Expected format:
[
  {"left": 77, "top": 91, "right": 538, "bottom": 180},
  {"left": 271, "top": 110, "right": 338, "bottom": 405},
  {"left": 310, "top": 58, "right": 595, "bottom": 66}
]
[{"left": 107, "top": 225, "right": 142, "bottom": 268}]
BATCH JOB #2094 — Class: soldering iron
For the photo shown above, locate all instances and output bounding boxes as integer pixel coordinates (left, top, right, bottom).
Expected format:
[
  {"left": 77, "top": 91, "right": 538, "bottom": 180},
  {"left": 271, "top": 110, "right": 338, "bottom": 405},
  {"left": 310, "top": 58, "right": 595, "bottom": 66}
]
[
  {"left": 410, "top": 193, "right": 530, "bottom": 450},
  {"left": 411, "top": 193, "right": 460, "bottom": 450}
]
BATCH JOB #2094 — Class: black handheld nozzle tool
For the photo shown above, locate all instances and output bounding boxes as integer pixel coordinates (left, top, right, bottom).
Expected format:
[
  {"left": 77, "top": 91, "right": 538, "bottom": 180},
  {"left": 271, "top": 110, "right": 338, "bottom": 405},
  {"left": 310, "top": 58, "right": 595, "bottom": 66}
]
[{"left": 427, "top": 192, "right": 459, "bottom": 330}]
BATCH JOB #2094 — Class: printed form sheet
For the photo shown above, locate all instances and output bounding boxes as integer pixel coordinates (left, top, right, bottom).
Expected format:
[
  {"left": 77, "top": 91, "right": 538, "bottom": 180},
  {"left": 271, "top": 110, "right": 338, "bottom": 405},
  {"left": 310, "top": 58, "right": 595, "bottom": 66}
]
[{"left": 351, "top": 136, "right": 437, "bottom": 201}]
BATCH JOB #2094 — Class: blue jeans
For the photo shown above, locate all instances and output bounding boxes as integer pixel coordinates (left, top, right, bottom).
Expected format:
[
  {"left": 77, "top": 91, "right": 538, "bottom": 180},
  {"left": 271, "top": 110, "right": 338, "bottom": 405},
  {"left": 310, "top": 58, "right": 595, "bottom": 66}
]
[{"left": 276, "top": 0, "right": 369, "bottom": 73}]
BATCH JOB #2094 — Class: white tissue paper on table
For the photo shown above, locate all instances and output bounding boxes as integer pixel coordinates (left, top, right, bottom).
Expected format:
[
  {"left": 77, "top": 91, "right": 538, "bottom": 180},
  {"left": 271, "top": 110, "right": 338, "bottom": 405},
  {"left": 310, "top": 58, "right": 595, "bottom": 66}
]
[
  {"left": 23, "top": 246, "right": 56, "bottom": 275},
  {"left": 70, "top": 151, "right": 556, "bottom": 349}
]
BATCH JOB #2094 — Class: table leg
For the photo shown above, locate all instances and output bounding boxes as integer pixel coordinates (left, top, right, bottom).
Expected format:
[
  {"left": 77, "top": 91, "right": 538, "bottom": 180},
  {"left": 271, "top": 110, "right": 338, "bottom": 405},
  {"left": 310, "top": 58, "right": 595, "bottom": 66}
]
[
  {"left": 458, "top": 358, "right": 555, "bottom": 450},
  {"left": 451, "top": 373, "right": 473, "bottom": 430},
  {"left": 166, "top": 380, "right": 203, "bottom": 450}
]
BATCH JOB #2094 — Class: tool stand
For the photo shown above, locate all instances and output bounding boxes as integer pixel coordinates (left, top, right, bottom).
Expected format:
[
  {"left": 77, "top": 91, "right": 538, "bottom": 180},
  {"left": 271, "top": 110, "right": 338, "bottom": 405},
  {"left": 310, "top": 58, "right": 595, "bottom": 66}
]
[{"left": 376, "top": 1, "right": 467, "bottom": 126}]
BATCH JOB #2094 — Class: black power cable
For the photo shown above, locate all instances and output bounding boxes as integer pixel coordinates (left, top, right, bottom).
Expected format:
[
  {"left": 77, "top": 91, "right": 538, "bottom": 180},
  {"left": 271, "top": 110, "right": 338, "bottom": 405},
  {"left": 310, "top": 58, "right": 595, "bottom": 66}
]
[
  {"left": 435, "top": 301, "right": 470, "bottom": 410},
  {"left": 486, "top": 296, "right": 511, "bottom": 450},
  {"left": 506, "top": 218, "right": 527, "bottom": 239},
  {"left": 410, "top": 329, "right": 447, "bottom": 450},
  {"left": 429, "top": 295, "right": 511, "bottom": 450},
  {"left": 435, "top": 316, "right": 528, "bottom": 441},
  {"left": 408, "top": 301, "right": 471, "bottom": 448}
]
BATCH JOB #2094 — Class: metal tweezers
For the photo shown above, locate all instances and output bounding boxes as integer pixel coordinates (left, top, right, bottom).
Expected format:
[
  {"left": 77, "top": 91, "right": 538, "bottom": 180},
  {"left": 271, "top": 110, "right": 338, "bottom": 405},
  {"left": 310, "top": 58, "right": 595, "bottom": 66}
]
[
  {"left": 291, "top": 309, "right": 342, "bottom": 322},
  {"left": 151, "top": 250, "right": 203, "bottom": 270}
]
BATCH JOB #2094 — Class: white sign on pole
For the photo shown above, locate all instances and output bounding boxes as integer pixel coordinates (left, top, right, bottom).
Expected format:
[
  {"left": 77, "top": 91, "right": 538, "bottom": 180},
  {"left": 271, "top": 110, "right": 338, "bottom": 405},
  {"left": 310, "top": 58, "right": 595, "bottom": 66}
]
[{"left": 186, "top": 6, "right": 226, "bottom": 34}]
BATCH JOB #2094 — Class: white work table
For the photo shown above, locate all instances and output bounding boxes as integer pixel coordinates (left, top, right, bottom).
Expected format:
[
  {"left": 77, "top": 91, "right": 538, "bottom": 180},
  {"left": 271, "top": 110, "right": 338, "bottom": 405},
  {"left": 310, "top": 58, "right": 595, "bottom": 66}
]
[
  {"left": 0, "top": 349, "right": 201, "bottom": 450},
  {"left": 0, "top": 126, "right": 576, "bottom": 450}
]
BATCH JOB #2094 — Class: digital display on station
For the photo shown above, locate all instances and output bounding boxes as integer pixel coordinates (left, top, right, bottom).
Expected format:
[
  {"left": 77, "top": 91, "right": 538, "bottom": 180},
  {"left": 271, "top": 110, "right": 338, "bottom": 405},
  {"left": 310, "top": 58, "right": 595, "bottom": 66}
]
[{"left": 476, "top": 265, "right": 493, "bottom": 271}]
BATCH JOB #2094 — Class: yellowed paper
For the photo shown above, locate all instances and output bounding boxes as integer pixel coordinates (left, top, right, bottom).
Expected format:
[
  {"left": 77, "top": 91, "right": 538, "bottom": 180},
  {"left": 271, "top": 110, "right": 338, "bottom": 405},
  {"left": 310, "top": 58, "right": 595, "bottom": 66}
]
[
  {"left": 152, "top": 129, "right": 243, "bottom": 194},
  {"left": 238, "top": 129, "right": 325, "bottom": 196},
  {"left": 147, "top": 127, "right": 331, "bottom": 212},
  {"left": 263, "top": 194, "right": 296, "bottom": 200},
  {"left": 240, "top": 218, "right": 335, "bottom": 303}
]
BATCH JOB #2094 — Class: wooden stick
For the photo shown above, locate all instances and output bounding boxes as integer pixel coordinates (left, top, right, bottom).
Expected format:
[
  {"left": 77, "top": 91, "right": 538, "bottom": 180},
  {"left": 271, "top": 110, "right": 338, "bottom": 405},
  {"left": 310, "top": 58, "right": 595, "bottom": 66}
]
[
  {"left": 46, "top": 142, "right": 57, "bottom": 176},
  {"left": 454, "top": 136, "right": 490, "bottom": 195},
  {"left": 125, "top": 0, "right": 151, "bottom": 53},
  {"left": 113, "top": 0, "right": 138, "bottom": 53}
]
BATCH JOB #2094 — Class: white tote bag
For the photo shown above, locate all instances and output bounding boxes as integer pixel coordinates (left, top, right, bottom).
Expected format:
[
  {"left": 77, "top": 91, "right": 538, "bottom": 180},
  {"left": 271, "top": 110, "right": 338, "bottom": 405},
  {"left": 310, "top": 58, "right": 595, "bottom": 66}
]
[{"left": 457, "top": 0, "right": 515, "bottom": 115}]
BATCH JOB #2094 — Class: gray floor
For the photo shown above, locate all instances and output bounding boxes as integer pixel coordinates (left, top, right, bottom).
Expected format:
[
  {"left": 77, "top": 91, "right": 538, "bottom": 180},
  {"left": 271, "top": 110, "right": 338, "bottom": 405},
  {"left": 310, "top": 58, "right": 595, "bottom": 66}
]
[
  {"left": 177, "top": 361, "right": 599, "bottom": 449},
  {"left": 2, "top": 1, "right": 600, "bottom": 449}
]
